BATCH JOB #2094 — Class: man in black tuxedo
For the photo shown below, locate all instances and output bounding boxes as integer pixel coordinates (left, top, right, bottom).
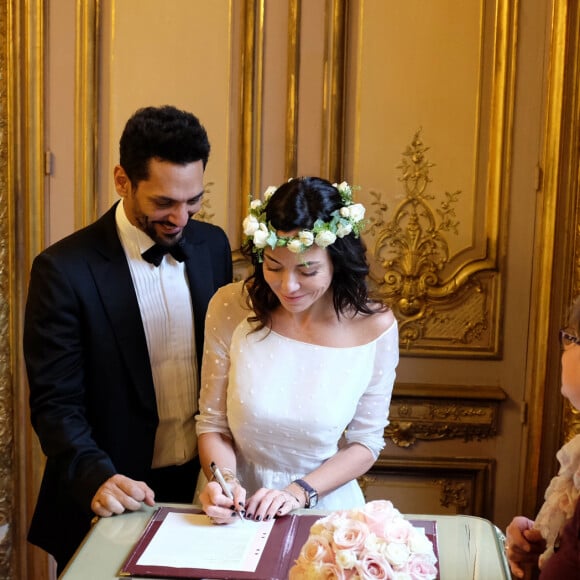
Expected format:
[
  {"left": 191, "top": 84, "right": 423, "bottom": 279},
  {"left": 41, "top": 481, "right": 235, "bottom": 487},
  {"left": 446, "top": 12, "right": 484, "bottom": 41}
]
[{"left": 23, "top": 105, "right": 233, "bottom": 573}]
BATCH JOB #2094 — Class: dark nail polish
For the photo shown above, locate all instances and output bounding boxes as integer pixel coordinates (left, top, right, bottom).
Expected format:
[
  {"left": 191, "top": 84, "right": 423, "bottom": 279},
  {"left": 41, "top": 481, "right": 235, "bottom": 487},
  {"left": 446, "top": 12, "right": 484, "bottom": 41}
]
[
  {"left": 255, "top": 515, "right": 261, "bottom": 521},
  {"left": 231, "top": 511, "right": 238, "bottom": 517},
  {"left": 238, "top": 501, "right": 245, "bottom": 507},
  {"left": 246, "top": 513, "right": 253, "bottom": 519},
  {"left": 229, "top": 505, "right": 235, "bottom": 510},
  {"left": 264, "top": 515, "right": 270, "bottom": 521}
]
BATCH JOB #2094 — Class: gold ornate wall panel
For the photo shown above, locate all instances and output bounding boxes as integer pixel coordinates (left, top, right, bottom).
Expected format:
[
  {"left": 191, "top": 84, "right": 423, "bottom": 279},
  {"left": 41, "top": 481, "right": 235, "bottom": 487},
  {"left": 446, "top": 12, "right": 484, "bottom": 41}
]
[
  {"left": 74, "top": 0, "right": 99, "bottom": 229},
  {"left": 346, "top": 0, "right": 517, "bottom": 357},
  {"left": 385, "top": 383, "right": 506, "bottom": 448},
  {"left": 367, "top": 132, "right": 502, "bottom": 356},
  {"left": 359, "top": 457, "right": 495, "bottom": 519},
  {"left": 0, "top": 2, "right": 13, "bottom": 577}
]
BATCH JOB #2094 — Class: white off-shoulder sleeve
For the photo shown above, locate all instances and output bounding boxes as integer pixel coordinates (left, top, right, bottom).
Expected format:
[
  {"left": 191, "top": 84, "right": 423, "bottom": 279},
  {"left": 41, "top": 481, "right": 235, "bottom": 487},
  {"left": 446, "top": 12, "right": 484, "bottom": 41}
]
[
  {"left": 195, "top": 281, "right": 249, "bottom": 437},
  {"left": 343, "top": 319, "right": 399, "bottom": 459}
]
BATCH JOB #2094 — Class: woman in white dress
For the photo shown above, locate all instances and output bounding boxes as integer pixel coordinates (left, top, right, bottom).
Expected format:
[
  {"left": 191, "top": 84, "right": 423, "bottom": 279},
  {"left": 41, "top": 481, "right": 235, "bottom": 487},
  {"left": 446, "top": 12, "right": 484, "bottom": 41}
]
[{"left": 196, "top": 177, "right": 399, "bottom": 524}]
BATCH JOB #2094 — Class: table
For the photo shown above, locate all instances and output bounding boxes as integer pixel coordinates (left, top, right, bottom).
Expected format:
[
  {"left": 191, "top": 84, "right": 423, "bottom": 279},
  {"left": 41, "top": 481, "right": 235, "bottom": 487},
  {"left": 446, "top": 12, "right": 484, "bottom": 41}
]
[{"left": 60, "top": 504, "right": 510, "bottom": 579}]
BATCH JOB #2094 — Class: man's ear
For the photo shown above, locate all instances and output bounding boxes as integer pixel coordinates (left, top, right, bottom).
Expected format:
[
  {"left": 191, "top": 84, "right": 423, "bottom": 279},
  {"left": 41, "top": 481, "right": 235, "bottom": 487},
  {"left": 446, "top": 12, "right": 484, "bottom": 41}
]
[{"left": 114, "top": 165, "right": 131, "bottom": 197}]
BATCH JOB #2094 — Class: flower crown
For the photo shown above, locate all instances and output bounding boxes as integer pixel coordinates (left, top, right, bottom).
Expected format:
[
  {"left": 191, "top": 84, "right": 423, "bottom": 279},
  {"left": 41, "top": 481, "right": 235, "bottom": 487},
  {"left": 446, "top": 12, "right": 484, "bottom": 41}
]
[{"left": 242, "top": 180, "right": 366, "bottom": 262}]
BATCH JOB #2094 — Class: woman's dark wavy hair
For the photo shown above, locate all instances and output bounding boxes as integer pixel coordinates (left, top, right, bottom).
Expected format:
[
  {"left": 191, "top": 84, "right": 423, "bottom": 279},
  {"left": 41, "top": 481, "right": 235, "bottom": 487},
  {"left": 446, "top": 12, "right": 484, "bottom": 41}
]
[{"left": 242, "top": 176, "right": 386, "bottom": 331}]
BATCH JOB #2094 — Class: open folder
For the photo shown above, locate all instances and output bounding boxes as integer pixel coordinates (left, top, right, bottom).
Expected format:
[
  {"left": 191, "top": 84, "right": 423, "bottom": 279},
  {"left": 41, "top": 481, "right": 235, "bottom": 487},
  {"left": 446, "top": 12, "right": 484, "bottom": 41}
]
[
  {"left": 119, "top": 506, "right": 438, "bottom": 579},
  {"left": 119, "top": 506, "right": 321, "bottom": 579}
]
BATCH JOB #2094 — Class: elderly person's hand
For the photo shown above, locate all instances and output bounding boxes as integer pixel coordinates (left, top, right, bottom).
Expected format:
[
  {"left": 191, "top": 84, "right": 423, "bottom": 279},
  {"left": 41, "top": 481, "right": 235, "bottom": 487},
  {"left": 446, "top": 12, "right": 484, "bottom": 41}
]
[
  {"left": 199, "top": 478, "right": 246, "bottom": 524},
  {"left": 505, "top": 516, "right": 545, "bottom": 578},
  {"left": 91, "top": 474, "right": 155, "bottom": 517}
]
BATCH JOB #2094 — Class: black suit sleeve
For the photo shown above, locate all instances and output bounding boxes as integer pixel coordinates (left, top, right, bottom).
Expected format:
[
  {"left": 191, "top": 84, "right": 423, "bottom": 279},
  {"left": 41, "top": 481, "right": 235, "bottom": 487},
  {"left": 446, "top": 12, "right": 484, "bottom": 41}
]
[{"left": 24, "top": 251, "right": 117, "bottom": 509}]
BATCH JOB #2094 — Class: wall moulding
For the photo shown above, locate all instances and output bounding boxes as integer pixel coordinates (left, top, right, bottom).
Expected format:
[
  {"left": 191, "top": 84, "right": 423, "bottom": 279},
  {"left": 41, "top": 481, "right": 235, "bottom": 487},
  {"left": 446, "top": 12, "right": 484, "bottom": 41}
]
[
  {"left": 348, "top": 0, "right": 517, "bottom": 358},
  {"left": 385, "top": 383, "right": 506, "bottom": 448},
  {"left": 359, "top": 456, "right": 495, "bottom": 519}
]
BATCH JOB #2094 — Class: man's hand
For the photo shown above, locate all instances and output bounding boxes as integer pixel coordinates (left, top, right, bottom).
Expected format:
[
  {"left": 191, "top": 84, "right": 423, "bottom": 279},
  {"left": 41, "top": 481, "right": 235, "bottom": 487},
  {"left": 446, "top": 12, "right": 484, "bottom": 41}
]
[
  {"left": 91, "top": 474, "right": 155, "bottom": 517},
  {"left": 505, "top": 516, "right": 545, "bottom": 578}
]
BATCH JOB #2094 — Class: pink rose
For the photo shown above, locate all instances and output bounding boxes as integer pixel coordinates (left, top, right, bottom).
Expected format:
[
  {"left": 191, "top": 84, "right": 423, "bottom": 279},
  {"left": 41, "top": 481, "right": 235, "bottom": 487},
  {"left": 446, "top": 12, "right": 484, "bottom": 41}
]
[
  {"left": 298, "top": 535, "right": 335, "bottom": 564},
  {"left": 332, "top": 519, "right": 370, "bottom": 552},
  {"left": 362, "top": 501, "right": 400, "bottom": 535},
  {"left": 357, "top": 551, "right": 395, "bottom": 579},
  {"left": 383, "top": 518, "right": 413, "bottom": 545},
  {"left": 406, "top": 553, "right": 438, "bottom": 580}
]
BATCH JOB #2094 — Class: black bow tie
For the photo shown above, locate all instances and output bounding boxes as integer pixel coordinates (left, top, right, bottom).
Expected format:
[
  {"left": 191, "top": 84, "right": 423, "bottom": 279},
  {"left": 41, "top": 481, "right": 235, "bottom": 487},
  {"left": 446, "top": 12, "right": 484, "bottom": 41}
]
[{"left": 141, "top": 238, "right": 189, "bottom": 267}]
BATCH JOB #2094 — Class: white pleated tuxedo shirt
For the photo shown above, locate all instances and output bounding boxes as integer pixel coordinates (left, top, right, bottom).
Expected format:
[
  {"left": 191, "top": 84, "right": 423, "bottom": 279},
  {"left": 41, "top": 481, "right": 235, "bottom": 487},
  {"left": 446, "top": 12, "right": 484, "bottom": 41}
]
[{"left": 116, "top": 202, "right": 198, "bottom": 468}]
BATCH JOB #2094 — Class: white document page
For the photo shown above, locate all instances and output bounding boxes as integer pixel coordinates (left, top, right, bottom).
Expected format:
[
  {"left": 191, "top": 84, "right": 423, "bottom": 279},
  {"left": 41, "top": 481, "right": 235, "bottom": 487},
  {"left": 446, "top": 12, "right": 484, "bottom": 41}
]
[{"left": 136, "top": 512, "right": 275, "bottom": 572}]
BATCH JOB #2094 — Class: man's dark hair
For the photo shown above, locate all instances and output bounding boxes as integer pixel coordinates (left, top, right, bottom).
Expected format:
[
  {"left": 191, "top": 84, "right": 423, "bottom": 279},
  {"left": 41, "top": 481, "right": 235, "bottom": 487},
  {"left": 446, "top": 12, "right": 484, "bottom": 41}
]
[
  {"left": 119, "top": 105, "right": 211, "bottom": 187},
  {"left": 243, "top": 176, "right": 384, "bottom": 331}
]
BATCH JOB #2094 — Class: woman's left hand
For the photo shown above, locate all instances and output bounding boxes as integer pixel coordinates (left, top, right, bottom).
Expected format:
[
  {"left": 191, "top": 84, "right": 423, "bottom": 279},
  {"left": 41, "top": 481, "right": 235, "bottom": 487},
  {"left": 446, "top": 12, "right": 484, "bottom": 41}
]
[{"left": 245, "top": 487, "right": 302, "bottom": 521}]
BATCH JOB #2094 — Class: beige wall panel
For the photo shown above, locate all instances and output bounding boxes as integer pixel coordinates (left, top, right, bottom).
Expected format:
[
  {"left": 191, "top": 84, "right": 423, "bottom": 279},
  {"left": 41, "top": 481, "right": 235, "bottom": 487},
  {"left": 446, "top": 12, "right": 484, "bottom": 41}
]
[
  {"left": 295, "top": 1, "right": 326, "bottom": 178},
  {"left": 259, "top": 1, "right": 289, "bottom": 189},
  {"left": 348, "top": 0, "right": 488, "bottom": 264},
  {"left": 99, "top": 0, "right": 239, "bottom": 238}
]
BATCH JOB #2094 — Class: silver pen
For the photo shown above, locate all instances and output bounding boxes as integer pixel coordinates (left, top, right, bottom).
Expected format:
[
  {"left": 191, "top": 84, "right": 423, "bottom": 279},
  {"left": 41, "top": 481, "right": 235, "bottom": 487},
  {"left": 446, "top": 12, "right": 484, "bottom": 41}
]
[{"left": 210, "top": 462, "right": 244, "bottom": 522}]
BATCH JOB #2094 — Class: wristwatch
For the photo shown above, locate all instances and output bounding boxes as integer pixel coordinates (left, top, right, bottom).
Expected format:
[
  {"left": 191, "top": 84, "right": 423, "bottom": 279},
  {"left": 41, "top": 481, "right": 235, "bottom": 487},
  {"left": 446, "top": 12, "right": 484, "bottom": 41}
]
[{"left": 292, "top": 479, "right": 318, "bottom": 509}]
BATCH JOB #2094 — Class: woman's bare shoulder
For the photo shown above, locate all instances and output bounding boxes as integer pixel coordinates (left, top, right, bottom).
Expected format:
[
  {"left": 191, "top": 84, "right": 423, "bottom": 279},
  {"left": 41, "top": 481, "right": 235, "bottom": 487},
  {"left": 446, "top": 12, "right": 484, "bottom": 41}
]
[{"left": 347, "top": 305, "right": 396, "bottom": 344}]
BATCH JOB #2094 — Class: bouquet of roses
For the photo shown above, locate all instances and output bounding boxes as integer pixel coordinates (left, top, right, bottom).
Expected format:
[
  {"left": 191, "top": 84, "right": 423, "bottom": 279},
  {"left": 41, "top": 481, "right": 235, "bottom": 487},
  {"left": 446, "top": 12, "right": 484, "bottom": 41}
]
[{"left": 289, "top": 500, "right": 438, "bottom": 580}]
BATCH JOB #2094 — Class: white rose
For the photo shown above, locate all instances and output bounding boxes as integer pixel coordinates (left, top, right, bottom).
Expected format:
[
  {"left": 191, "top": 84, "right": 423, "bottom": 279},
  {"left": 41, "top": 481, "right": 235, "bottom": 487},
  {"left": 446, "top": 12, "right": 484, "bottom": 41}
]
[
  {"left": 348, "top": 203, "right": 365, "bottom": 221},
  {"left": 336, "top": 222, "right": 353, "bottom": 238},
  {"left": 315, "top": 230, "right": 337, "bottom": 248},
  {"left": 263, "top": 185, "right": 277, "bottom": 201},
  {"left": 298, "top": 230, "right": 314, "bottom": 247},
  {"left": 287, "top": 239, "right": 304, "bottom": 253},
  {"left": 250, "top": 199, "right": 263, "bottom": 210},
  {"left": 253, "top": 223, "right": 270, "bottom": 248},
  {"left": 383, "top": 542, "right": 411, "bottom": 568},
  {"left": 335, "top": 549, "right": 358, "bottom": 569},
  {"left": 243, "top": 214, "right": 260, "bottom": 236},
  {"left": 407, "top": 529, "right": 435, "bottom": 556}
]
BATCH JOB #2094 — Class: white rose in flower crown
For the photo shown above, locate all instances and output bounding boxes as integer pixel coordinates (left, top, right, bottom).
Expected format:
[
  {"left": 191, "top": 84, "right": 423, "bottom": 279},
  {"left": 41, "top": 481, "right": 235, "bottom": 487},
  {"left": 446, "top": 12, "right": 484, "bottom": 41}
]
[
  {"left": 253, "top": 223, "right": 270, "bottom": 248},
  {"left": 250, "top": 198, "right": 263, "bottom": 210},
  {"left": 298, "top": 230, "right": 315, "bottom": 247},
  {"left": 287, "top": 239, "right": 305, "bottom": 253},
  {"left": 315, "top": 230, "right": 337, "bottom": 248},
  {"left": 263, "top": 185, "right": 277, "bottom": 200},
  {"left": 242, "top": 214, "right": 260, "bottom": 236},
  {"left": 336, "top": 222, "right": 353, "bottom": 238},
  {"left": 340, "top": 203, "right": 365, "bottom": 221}
]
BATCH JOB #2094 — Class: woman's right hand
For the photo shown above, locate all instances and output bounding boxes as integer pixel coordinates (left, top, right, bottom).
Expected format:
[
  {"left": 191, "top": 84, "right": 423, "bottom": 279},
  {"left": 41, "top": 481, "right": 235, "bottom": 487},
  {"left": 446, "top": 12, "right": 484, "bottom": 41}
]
[
  {"left": 199, "top": 480, "right": 246, "bottom": 524},
  {"left": 505, "top": 516, "right": 545, "bottom": 578}
]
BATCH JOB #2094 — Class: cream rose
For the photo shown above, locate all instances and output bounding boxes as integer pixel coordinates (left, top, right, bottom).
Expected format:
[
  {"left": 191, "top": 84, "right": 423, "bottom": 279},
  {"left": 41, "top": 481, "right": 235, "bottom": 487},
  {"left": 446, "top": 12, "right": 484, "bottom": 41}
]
[
  {"left": 340, "top": 203, "right": 365, "bottom": 221},
  {"left": 242, "top": 214, "right": 260, "bottom": 236},
  {"left": 383, "top": 542, "right": 411, "bottom": 569},
  {"left": 336, "top": 222, "right": 353, "bottom": 238},
  {"left": 298, "top": 230, "right": 315, "bottom": 247},
  {"left": 315, "top": 230, "right": 337, "bottom": 248},
  {"left": 250, "top": 198, "right": 263, "bottom": 210},
  {"left": 263, "top": 185, "right": 277, "bottom": 200},
  {"left": 253, "top": 223, "right": 270, "bottom": 248},
  {"left": 286, "top": 239, "right": 304, "bottom": 253}
]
